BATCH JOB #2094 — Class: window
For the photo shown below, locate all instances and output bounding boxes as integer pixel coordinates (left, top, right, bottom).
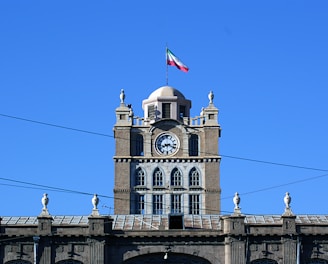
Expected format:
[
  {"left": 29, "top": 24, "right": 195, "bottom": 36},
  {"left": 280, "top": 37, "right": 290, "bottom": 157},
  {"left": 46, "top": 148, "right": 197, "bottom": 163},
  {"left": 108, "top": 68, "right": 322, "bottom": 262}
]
[
  {"left": 171, "top": 168, "right": 182, "bottom": 186},
  {"left": 162, "top": 103, "right": 171, "bottom": 118},
  {"left": 148, "top": 104, "right": 155, "bottom": 119},
  {"left": 171, "top": 194, "right": 182, "bottom": 214},
  {"left": 153, "top": 194, "right": 163, "bottom": 214},
  {"left": 153, "top": 168, "right": 164, "bottom": 186},
  {"left": 189, "top": 167, "right": 200, "bottom": 186},
  {"left": 134, "top": 134, "right": 144, "bottom": 156},
  {"left": 189, "top": 134, "right": 199, "bottom": 156},
  {"left": 189, "top": 194, "right": 200, "bottom": 214},
  {"left": 179, "top": 105, "right": 186, "bottom": 120},
  {"left": 135, "top": 168, "right": 145, "bottom": 186},
  {"left": 136, "top": 194, "right": 145, "bottom": 214}
]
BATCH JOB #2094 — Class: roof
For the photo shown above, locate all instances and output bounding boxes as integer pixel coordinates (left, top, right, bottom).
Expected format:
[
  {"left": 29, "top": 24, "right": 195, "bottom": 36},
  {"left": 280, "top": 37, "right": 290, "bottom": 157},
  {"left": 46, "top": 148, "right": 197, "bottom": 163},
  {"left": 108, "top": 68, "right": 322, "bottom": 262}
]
[{"left": 2, "top": 215, "right": 328, "bottom": 230}]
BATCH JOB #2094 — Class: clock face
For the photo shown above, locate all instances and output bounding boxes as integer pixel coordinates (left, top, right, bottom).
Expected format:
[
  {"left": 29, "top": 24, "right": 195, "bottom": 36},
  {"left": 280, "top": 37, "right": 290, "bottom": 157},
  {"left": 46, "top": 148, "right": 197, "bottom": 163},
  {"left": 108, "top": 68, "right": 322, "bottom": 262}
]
[{"left": 155, "top": 133, "right": 179, "bottom": 155}]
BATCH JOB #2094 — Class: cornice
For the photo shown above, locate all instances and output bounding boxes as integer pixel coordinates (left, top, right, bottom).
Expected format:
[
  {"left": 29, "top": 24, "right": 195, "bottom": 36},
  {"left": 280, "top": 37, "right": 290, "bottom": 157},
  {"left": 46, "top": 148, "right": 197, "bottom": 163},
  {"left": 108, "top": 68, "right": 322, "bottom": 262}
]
[{"left": 113, "top": 156, "right": 221, "bottom": 163}]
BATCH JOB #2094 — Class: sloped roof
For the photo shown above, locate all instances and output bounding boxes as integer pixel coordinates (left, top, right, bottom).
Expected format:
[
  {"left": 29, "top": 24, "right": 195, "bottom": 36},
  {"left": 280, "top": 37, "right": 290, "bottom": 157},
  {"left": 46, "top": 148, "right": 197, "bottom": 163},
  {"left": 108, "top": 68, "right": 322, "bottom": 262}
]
[{"left": 2, "top": 215, "right": 328, "bottom": 229}]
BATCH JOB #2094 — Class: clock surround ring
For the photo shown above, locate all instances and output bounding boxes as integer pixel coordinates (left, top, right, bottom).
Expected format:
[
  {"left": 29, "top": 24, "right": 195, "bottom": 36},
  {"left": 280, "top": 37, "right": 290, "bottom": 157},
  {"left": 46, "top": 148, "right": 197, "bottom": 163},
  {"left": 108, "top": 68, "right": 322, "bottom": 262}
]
[{"left": 154, "top": 132, "right": 180, "bottom": 156}]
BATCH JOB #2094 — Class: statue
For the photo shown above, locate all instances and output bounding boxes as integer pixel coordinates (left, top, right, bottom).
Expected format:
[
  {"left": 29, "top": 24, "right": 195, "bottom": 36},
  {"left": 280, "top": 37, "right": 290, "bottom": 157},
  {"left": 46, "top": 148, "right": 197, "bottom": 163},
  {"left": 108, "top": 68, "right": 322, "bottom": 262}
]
[
  {"left": 120, "top": 89, "right": 125, "bottom": 104},
  {"left": 283, "top": 192, "right": 294, "bottom": 216},
  {"left": 40, "top": 193, "right": 50, "bottom": 216},
  {"left": 284, "top": 192, "right": 291, "bottom": 209},
  {"left": 91, "top": 194, "right": 100, "bottom": 216},
  {"left": 208, "top": 91, "right": 214, "bottom": 104},
  {"left": 92, "top": 194, "right": 99, "bottom": 210},
  {"left": 233, "top": 192, "right": 242, "bottom": 215}
]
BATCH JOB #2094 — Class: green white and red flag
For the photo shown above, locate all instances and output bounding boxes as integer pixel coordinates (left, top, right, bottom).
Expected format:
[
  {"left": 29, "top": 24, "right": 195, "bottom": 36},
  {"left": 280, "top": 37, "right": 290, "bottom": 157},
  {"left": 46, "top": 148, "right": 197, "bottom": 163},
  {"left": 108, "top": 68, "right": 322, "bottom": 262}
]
[{"left": 166, "top": 48, "right": 189, "bottom": 72}]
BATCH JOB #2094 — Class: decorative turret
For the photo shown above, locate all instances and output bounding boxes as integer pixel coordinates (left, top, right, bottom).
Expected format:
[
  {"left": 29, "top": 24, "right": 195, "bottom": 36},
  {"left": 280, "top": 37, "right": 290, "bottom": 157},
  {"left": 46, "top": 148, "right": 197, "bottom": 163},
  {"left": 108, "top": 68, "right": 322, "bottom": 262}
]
[
  {"left": 142, "top": 86, "right": 191, "bottom": 121},
  {"left": 115, "top": 89, "right": 132, "bottom": 126},
  {"left": 202, "top": 90, "right": 219, "bottom": 126}
]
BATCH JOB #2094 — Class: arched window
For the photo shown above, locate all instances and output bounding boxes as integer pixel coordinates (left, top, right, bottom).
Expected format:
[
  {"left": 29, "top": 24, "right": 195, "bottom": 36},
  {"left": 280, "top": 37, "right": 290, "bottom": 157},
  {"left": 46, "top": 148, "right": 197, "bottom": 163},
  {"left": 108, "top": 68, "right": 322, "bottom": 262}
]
[
  {"left": 189, "top": 167, "right": 200, "bottom": 186},
  {"left": 153, "top": 168, "right": 164, "bottom": 186},
  {"left": 189, "top": 134, "right": 199, "bottom": 156},
  {"left": 171, "top": 168, "right": 182, "bottom": 186},
  {"left": 135, "top": 167, "right": 145, "bottom": 186},
  {"left": 251, "top": 259, "right": 278, "bottom": 264},
  {"left": 134, "top": 134, "right": 144, "bottom": 156}
]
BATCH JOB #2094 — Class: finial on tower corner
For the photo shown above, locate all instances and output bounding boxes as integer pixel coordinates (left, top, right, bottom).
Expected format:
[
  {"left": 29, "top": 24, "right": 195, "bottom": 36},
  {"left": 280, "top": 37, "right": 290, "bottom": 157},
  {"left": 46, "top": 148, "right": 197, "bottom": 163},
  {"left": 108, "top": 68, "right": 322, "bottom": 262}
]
[
  {"left": 120, "top": 89, "right": 125, "bottom": 104},
  {"left": 208, "top": 91, "right": 214, "bottom": 105}
]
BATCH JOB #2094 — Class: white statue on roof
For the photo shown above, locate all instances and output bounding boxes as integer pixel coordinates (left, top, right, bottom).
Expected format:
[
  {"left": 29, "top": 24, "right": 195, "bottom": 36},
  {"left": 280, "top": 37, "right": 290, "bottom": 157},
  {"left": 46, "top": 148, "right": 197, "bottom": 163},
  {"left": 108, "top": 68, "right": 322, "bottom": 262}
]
[
  {"left": 283, "top": 192, "right": 294, "bottom": 216},
  {"left": 120, "top": 89, "right": 125, "bottom": 104},
  {"left": 91, "top": 194, "right": 100, "bottom": 216},
  {"left": 233, "top": 192, "right": 242, "bottom": 215},
  {"left": 40, "top": 193, "right": 50, "bottom": 216},
  {"left": 208, "top": 91, "right": 214, "bottom": 104}
]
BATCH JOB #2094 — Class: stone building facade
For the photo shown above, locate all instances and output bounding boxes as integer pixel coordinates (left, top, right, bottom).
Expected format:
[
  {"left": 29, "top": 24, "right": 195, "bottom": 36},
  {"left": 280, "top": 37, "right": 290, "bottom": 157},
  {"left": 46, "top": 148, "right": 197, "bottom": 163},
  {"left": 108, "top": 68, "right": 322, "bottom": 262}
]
[
  {"left": 1, "top": 86, "right": 328, "bottom": 264},
  {"left": 2, "top": 203, "right": 328, "bottom": 263}
]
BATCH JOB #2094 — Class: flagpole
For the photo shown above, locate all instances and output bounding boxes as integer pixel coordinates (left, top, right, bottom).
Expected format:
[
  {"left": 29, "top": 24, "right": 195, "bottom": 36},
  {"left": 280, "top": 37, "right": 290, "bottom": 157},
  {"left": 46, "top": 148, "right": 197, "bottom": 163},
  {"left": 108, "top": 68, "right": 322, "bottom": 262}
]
[{"left": 166, "top": 46, "right": 169, "bottom": 85}]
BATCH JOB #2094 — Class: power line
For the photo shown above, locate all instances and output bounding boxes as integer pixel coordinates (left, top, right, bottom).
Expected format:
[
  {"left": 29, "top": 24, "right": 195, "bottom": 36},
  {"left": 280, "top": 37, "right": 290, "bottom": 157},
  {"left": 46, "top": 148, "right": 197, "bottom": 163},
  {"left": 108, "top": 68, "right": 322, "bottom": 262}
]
[
  {"left": 220, "top": 154, "right": 328, "bottom": 172},
  {"left": 1, "top": 171, "right": 328, "bottom": 216},
  {"left": 2, "top": 113, "right": 328, "bottom": 215},
  {"left": 0, "top": 113, "right": 111, "bottom": 138},
  {"left": 1, "top": 113, "right": 327, "bottom": 172}
]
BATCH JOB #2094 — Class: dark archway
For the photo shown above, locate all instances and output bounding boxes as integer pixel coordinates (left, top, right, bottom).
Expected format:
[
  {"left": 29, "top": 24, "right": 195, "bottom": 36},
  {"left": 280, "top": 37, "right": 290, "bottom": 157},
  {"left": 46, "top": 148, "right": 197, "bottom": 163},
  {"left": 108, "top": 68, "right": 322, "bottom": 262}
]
[
  {"left": 56, "top": 260, "right": 83, "bottom": 264},
  {"left": 124, "top": 252, "right": 211, "bottom": 264},
  {"left": 5, "top": 261, "right": 32, "bottom": 264},
  {"left": 307, "top": 259, "right": 328, "bottom": 264},
  {"left": 251, "top": 259, "right": 278, "bottom": 264}
]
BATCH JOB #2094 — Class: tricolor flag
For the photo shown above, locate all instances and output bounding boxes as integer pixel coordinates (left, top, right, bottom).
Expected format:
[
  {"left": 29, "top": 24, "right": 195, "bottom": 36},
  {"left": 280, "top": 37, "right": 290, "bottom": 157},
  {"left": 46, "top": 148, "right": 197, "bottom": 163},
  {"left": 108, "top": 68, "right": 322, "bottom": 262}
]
[{"left": 166, "top": 48, "right": 189, "bottom": 72}]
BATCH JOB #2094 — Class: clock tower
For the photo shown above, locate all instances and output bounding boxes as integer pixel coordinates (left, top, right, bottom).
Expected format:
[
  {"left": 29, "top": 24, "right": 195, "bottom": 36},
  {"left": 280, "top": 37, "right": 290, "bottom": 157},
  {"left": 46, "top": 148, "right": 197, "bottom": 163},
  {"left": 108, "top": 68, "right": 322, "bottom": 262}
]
[{"left": 113, "top": 86, "right": 221, "bottom": 215}]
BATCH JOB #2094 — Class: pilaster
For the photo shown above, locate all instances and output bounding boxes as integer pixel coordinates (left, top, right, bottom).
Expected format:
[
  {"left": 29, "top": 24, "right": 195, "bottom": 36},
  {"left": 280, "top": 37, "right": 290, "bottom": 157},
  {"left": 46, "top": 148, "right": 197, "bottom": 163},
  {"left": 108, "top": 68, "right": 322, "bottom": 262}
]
[
  {"left": 37, "top": 215, "right": 53, "bottom": 236},
  {"left": 37, "top": 216, "right": 52, "bottom": 264},
  {"left": 282, "top": 215, "right": 296, "bottom": 235},
  {"left": 88, "top": 216, "right": 112, "bottom": 236},
  {"left": 223, "top": 215, "right": 246, "bottom": 264},
  {"left": 222, "top": 215, "right": 246, "bottom": 235}
]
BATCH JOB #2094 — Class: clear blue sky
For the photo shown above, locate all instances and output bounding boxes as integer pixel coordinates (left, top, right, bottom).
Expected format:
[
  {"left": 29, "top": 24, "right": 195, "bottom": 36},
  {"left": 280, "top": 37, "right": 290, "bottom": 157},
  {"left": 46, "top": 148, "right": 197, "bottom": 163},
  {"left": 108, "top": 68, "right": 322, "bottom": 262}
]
[{"left": 1, "top": 1, "right": 328, "bottom": 216}]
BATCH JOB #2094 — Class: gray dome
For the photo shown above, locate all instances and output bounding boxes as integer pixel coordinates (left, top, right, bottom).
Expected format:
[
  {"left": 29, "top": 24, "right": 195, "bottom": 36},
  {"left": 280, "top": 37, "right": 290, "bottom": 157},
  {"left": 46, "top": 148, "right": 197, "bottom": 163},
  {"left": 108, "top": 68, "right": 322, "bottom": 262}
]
[{"left": 147, "top": 86, "right": 186, "bottom": 100}]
